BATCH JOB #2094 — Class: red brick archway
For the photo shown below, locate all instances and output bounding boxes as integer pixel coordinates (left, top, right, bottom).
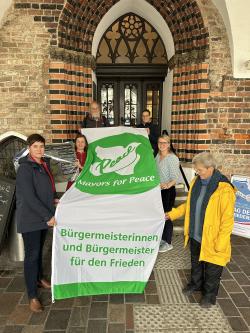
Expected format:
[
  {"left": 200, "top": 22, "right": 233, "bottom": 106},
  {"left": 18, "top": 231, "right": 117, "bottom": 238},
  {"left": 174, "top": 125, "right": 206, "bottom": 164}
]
[
  {"left": 54, "top": 0, "right": 211, "bottom": 161},
  {"left": 58, "top": 0, "right": 209, "bottom": 54}
]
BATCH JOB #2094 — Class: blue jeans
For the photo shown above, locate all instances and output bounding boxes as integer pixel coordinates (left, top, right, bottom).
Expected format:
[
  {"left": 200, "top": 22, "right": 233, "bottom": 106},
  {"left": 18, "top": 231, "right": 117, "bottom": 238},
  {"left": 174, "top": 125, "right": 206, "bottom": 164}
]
[{"left": 22, "top": 229, "right": 47, "bottom": 298}]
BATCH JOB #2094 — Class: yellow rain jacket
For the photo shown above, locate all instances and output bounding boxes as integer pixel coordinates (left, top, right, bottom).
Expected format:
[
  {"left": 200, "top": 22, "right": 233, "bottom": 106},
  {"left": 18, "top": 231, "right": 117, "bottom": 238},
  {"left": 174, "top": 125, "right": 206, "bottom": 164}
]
[{"left": 168, "top": 177, "right": 236, "bottom": 266}]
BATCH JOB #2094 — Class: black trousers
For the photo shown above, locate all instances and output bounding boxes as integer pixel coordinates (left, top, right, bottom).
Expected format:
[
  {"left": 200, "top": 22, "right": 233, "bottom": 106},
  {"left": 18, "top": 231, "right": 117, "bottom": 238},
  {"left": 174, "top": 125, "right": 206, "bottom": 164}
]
[
  {"left": 22, "top": 229, "right": 47, "bottom": 299},
  {"left": 189, "top": 238, "right": 223, "bottom": 303},
  {"left": 161, "top": 187, "right": 176, "bottom": 244}
]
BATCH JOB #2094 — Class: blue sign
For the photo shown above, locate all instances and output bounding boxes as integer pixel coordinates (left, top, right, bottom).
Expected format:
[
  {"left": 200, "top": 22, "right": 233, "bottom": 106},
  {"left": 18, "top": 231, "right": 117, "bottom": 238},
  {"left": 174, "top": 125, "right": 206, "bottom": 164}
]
[{"left": 231, "top": 175, "right": 250, "bottom": 238}]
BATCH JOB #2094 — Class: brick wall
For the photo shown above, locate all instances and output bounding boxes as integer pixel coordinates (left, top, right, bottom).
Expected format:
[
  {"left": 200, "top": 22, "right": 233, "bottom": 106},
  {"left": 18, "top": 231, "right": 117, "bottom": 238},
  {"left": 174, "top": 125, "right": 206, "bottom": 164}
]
[
  {"left": 0, "top": 0, "right": 249, "bottom": 177},
  {"left": 0, "top": 12, "right": 53, "bottom": 141},
  {"left": 171, "top": 63, "right": 210, "bottom": 161},
  {"left": 49, "top": 61, "right": 92, "bottom": 143},
  {"left": 171, "top": 62, "right": 250, "bottom": 177}
]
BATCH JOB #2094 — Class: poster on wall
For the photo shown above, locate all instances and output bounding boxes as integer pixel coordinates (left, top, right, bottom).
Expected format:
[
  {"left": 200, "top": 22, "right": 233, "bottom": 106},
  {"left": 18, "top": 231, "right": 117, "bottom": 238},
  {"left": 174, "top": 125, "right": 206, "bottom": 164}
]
[{"left": 231, "top": 175, "right": 250, "bottom": 239}]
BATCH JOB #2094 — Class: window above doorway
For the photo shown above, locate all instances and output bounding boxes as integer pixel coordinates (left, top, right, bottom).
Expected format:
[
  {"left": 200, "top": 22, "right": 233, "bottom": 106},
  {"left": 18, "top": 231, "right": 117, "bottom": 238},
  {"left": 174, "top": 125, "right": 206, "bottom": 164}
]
[{"left": 96, "top": 13, "right": 168, "bottom": 65}]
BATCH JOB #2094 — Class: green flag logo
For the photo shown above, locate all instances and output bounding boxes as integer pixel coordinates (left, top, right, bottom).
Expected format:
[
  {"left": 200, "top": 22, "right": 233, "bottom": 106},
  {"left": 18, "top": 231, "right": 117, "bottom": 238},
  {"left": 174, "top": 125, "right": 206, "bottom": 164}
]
[
  {"left": 75, "top": 133, "right": 159, "bottom": 195},
  {"left": 90, "top": 143, "right": 141, "bottom": 176}
]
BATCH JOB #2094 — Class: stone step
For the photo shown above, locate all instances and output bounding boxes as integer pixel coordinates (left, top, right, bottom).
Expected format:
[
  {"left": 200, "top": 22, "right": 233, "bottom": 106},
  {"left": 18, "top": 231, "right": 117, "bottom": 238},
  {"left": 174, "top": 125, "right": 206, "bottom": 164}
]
[
  {"left": 173, "top": 219, "right": 184, "bottom": 233},
  {"left": 175, "top": 191, "right": 187, "bottom": 201}
]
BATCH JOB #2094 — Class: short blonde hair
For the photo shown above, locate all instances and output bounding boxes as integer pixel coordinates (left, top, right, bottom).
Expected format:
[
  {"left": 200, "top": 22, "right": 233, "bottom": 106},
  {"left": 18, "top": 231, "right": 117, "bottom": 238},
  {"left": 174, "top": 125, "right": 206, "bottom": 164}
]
[
  {"left": 192, "top": 152, "right": 217, "bottom": 168},
  {"left": 158, "top": 134, "right": 170, "bottom": 143}
]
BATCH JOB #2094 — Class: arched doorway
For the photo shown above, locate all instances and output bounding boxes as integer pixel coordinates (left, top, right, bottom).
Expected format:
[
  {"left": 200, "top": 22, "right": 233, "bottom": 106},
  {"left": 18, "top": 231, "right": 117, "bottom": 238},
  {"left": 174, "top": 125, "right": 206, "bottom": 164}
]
[{"left": 95, "top": 13, "right": 168, "bottom": 127}]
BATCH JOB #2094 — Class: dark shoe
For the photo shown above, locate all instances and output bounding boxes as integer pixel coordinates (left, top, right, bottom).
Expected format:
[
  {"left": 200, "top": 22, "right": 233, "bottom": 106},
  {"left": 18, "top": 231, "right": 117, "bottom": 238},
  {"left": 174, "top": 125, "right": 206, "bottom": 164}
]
[
  {"left": 37, "top": 279, "right": 51, "bottom": 289},
  {"left": 29, "top": 298, "right": 43, "bottom": 313},
  {"left": 200, "top": 297, "right": 216, "bottom": 308},
  {"left": 182, "top": 284, "right": 201, "bottom": 296}
]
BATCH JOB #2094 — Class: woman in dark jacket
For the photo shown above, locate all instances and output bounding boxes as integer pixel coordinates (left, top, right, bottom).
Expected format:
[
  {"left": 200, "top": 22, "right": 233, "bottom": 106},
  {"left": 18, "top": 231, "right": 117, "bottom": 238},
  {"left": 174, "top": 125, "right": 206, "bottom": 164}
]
[{"left": 16, "top": 134, "right": 57, "bottom": 312}]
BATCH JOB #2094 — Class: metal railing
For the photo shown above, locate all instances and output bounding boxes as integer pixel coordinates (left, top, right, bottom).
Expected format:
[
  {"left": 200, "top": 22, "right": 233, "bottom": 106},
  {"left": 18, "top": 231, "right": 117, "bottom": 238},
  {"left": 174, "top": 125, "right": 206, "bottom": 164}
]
[{"left": 162, "top": 129, "right": 190, "bottom": 191}]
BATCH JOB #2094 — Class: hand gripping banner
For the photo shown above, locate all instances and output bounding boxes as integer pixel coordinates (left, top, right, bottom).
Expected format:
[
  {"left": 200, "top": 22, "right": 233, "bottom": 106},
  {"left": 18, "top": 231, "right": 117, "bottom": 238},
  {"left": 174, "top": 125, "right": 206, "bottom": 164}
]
[{"left": 52, "top": 127, "right": 165, "bottom": 300}]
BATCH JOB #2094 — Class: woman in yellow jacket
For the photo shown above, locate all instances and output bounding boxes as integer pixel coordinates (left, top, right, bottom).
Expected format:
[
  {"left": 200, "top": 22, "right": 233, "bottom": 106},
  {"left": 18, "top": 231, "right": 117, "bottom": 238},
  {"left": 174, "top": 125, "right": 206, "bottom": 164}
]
[{"left": 166, "top": 152, "right": 236, "bottom": 308}]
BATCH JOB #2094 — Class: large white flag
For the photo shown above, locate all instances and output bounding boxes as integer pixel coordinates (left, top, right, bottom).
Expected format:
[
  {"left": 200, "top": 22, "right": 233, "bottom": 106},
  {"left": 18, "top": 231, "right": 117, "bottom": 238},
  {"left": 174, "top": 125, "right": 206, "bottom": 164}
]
[{"left": 52, "top": 127, "right": 165, "bottom": 300}]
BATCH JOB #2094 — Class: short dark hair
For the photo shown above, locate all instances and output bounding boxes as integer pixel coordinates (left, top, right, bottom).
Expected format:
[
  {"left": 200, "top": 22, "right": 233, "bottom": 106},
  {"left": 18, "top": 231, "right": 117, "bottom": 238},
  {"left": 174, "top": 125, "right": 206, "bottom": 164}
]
[
  {"left": 142, "top": 109, "right": 150, "bottom": 115},
  {"left": 74, "top": 134, "right": 88, "bottom": 152},
  {"left": 27, "top": 134, "right": 45, "bottom": 147}
]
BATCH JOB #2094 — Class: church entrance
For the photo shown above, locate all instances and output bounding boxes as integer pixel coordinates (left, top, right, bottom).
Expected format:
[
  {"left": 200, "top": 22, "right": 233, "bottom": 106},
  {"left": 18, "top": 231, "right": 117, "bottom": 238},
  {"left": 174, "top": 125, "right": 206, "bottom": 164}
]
[
  {"left": 97, "top": 79, "right": 163, "bottom": 127},
  {"left": 95, "top": 13, "right": 168, "bottom": 128}
]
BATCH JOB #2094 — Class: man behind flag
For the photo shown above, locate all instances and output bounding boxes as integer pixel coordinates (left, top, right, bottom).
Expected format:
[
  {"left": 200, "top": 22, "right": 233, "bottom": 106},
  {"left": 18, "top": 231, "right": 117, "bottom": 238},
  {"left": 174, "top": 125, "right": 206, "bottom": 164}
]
[{"left": 52, "top": 126, "right": 165, "bottom": 300}]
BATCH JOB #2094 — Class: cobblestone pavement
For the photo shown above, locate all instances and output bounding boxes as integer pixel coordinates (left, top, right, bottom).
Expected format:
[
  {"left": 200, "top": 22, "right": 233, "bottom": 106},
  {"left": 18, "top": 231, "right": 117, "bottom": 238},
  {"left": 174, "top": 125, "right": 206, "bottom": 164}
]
[{"left": 0, "top": 232, "right": 250, "bottom": 333}]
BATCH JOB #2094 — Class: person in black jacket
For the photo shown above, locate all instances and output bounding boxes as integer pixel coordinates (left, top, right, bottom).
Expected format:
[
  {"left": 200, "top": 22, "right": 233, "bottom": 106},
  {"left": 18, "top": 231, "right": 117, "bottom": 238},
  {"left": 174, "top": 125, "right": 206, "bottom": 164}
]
[
  {"left": 137, "top": 109, "right": 159, "bottom": 156},
  {"left": 80, "top": 101, "right": 110, "bottom": 128},
  {"left": 16, "top": 134, "right": 57, "bottom": 313}
]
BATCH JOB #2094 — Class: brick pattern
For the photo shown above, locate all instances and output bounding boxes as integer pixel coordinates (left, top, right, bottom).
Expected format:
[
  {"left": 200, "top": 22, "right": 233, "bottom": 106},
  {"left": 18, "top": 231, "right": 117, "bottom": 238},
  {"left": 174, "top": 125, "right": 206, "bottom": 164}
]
[
  {"left": 171, "top": 63, "right": 210, "bottom": 161},
  {"left": 207, "top": 77, "right": 250, "bottom": 177},
  {"left": 0, "top": 12, "right": 53, "bottom": 141},
  {"left": 49, "top": 61, "right": 92, "bottom": 143},
  {"left": 171, "top": 64, "right": 250, "bottom": 176},
  {"left": 0, "top": 0, "right": 248, "bottom": 177},
  {"left": 0, "top": 233, "right": 250, "bottom": 332},
  {"left": 58, "top": 0, "right": 209, "bottom": 54},
  {"left": 13, "top": 0, "right": 64, "bottom": 46}
]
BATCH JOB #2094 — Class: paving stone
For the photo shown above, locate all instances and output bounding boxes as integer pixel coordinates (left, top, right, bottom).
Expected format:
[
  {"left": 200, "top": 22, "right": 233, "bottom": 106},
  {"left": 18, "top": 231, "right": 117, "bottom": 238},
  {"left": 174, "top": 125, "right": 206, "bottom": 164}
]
[
  {"left": 2, "top": 326, "right": 24, "bottom": 333},
  {"left": 222, "top": 280, "right": 243, "bottom": 293},
  {"left": 21, "top": 325, "right": 43, "bottom": 333},
  {"left": 126, "top": 304, "right": 134, "bottom": 330},
  {"left": 232, "top": 273, "right": 250, "bottom": 286},
  {"left": 149, "top": 271, "right": 155, "bottom": 281},
  {"left": 0, "top": 278, "right": 12, "bottom": 289},
  {"left": 155, "top": 236, "right": 190, "bottom": 270},
  {"left": 87, "top": 319, "right": 107, "bottom": 333},
  {"left": 39, "top": 290, "right": 52, "bottom": 306},
  {"left": 19, "top": 293, "right": 29, "bottom": 305},
  {"left": 28, "top": 307, "right": 49, "bottom": 325},
  {"left": 222, "top": 268, "right": 234, "bottom": 281},
  {"left": 6, "top": 277, "right": 25, "bottom": 293},
  {"left": 0, "top": 317, "right": 7, "bottom": 328},
  {"left": 227, "top": 263, "right": 242, "bottom": 273},
  {"left": 43, "top": 331, "right": 66, "bottom": 333},
  {"left": 108, "top": 323, "right": 125, "bottom": 333},
  {"left": 230, "top": 293, "right": 250, "bottom": 307},
  {"left": 67, "top": 327, "right": 87, "bottom": 333},
  {"left": 145, "top": 281, "right": 157, "bottom": 294},
  {"left": 0, "top": 271, "right": 15, "bottom": 278},
  {"left": 155, "top": 270, "right": 189, "bottom": 304},
  {"left": 232, "top": 256, "right": 250, "bottom": 267},
  {"left": 217, "top": 298, "right": 240, "bottom": 316},
  {"left": 242, "top": 286, "right": 250, "bottom": 297},
  {"left": 44, "top": 309, "right": 71, "bottom": 330},
  {"left": 125, "top": 294, "right": 145, "bottom": 303},
  {"left": 74, "top": 296, "right": 91, "bottom": 306},
  {"left": 240, "top": 266, "right": 250, "bottom": 277},
  {"left": 218, "top": 284, "right": 229, "bottom": 298},
  {"left": 238, "top": 307, "right": 250, "bottom": 326},
  {"left": 69, "top": 306, "right": 88, "bottom": 327},
  {"left": 7, "top": 305, "right": 31, "bottom": 325},
  {"left": 52, "top": 297, "right": 74, "bottom": 308},
  {"left": 109, "top": 294, "right": 124, "bottom": 304},
  {"left": 108, "top": 304, "right": 125, "bottom": 323},
  {"left": 92, "top": 295, "right": 109, "bottom": 302},
  {"left": 227, "top": 317, "right": 249, "bottom": 332},
  {"left": 0, "top": 293, "right": 22, "bottom": 315},
  {"left": 89, "top": 302, "right": 108, "bottom": 319},
  {"left": 157, "top": 284, "right": 189, "bottom": 304},
  {"left": 134, "top": 304, "right": 232, "bottom": 331},
  {"left": 146, "top": 294, "right": 160, "bottom": 304}
]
